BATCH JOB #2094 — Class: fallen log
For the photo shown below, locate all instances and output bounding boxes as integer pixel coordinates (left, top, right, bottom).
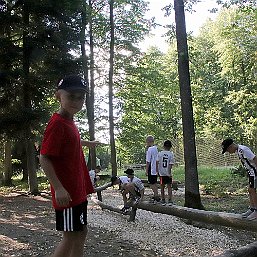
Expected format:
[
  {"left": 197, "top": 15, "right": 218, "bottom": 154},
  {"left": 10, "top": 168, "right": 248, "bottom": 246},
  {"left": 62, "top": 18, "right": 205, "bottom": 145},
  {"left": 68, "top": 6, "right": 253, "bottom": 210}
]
[
  {"left": 94, "top": 182, "right": 112, "bottom": 192},
  {"left": 91, "top": 197, "right": 132, "bottom": 216},
  {"left": 93, "top": 183, "right": 257, "bottom": 231},
  {"left": 215, "top": 241, "right": 257, "bottom": 257},
  {"left": 135, "top": 201, "right": 257, "bottom": 232}
]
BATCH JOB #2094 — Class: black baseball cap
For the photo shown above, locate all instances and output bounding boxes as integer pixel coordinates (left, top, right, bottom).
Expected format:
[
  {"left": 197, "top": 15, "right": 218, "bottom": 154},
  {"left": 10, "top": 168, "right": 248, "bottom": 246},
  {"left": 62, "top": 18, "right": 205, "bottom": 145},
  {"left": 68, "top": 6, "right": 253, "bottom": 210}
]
[
  {"left": 124, "top": 168, "right": 134, "bottom": 175},
  {"left": 57, "top": 75, "right": 88, "bottom": 92},
  {"left": 221, "top": 138, "right": 233, "bottom": 154}
]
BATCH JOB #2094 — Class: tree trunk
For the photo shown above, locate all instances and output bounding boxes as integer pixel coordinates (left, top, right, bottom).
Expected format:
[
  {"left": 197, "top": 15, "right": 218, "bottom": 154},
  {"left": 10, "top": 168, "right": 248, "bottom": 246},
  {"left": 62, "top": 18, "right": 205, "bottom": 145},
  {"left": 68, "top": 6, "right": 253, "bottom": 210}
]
[
  {"left": 88, "top": 0, "right": 96, "bottom": 170},
  {"left": 80, "top": 1, "right": 96, "bottom": 171},
  {"left": 25, "top": 139, "right": 39, "bottom": 194},
  {"left": 108, "top": 0, "right": 117, "bottom": 176},
  {"left": 174, "top": 0, "right": 203, "bottom": 209},
  {"left": 23, "top": 0, "right": 38, "bottom": 195},
  {"left": 3, "top": 140, "right": 12, "bottom": 186},
  {"left": 216, "top": 241, "right": 257, "bottom": 257}
]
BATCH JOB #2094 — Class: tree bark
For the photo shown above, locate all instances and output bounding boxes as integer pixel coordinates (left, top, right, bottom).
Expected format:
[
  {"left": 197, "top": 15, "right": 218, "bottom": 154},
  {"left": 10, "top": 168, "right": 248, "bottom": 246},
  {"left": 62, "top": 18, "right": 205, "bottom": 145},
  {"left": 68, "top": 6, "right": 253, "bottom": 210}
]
[
  {"left": 3, "top": 140, "right": 12, "bottom": 186},
  {"left": 25, "top": 139, "right": 39, "bottom": 194},
  {"left": 216, "top": 241, "right": 257, "bottom": 257},
  {"left": 174, "top": 0, "right": 203, "bottom": 209},
  {"left": 80, "top": 1, "right": 96, "bottom": 170},
  {"left": 108, "top": 0, "right": 118, "bottom": 176},
  {"left": 87, "top": 0, "right": 96, "bottom": 170},
  {"left": 22, "top": 0, "right": 38, "bottom": 195}
]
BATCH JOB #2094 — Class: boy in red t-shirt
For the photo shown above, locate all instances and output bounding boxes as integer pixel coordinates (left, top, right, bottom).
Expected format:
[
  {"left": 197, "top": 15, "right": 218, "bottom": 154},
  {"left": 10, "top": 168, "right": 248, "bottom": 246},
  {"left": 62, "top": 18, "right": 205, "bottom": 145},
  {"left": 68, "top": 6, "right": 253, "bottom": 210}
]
[{"left": 40, "top": 75, "right": 98, "bottom": 257}]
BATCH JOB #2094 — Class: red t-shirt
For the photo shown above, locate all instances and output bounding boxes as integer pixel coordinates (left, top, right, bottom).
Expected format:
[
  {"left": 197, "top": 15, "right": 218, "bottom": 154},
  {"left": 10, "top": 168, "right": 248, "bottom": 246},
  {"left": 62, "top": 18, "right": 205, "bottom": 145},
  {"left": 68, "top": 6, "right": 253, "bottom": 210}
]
[{"left": 40, "top": 113, "right": 94, "bottom": 210}]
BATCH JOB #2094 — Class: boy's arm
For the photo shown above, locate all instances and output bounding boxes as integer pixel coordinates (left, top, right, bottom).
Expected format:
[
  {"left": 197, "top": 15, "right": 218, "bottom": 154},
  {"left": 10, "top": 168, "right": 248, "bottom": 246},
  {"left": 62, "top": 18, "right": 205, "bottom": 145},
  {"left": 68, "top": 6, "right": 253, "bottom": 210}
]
[
  {"left": 168, "top": 164, "right": 173, "bottom": 176},
  {"left": 156, "top": 160, "right": 159, "bottom": 176},
  {"left": 139, "top": 188, "right": 144, "bottom": 201},
  {"left": 39, "top": 154, "right": 71, "bottom": 207},
  {"left": 81, "top": 140, "right": 101, "bottom": 147},
  {"left": 146, "top": 162, "right": 150, "bottom": 176},
  {"left": 253, "top": 156, "right": 257, "bottom": 166}
]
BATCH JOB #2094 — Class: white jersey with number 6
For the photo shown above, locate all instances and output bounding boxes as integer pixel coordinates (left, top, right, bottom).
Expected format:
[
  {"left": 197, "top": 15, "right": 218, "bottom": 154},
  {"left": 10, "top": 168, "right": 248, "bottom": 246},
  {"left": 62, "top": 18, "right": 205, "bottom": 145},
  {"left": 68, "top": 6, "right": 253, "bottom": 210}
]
[{"left": 157, "top": 151, "right": 175, "bottom": 176}]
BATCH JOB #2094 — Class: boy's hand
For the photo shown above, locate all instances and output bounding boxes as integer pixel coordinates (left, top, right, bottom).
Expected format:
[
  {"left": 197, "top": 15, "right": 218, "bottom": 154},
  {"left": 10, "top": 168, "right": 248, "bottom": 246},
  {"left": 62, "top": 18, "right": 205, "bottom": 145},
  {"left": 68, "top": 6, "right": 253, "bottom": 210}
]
[{"left": 55, "top": 187, "right": 72, "bottom": 207}]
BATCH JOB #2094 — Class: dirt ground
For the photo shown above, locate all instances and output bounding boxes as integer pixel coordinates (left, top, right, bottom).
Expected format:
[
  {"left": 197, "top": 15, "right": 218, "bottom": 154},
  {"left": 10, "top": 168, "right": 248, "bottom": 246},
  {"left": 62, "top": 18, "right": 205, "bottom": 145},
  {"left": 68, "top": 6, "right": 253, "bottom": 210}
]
[{"left": 0, "top": 192, "right": 168, "bottom": 257}]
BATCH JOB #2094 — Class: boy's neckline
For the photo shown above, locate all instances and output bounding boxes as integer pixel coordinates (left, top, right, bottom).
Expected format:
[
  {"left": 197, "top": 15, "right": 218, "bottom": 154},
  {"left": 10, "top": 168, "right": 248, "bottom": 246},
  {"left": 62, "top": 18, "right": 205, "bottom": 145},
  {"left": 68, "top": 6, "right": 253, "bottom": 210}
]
[
  {"left": 57, "top": 110, "right": 74, "bottom": 120},
  {"left": 55, "top": 112, "right": 74, "bottom": 121}
]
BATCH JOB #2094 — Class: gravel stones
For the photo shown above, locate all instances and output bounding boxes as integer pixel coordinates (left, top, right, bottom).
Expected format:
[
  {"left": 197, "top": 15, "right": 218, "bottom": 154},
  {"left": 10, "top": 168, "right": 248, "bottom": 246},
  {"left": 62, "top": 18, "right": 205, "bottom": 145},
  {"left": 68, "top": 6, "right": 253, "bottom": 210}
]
[{"left": 88, "top": 188, "right": 256, "bottom": 257}]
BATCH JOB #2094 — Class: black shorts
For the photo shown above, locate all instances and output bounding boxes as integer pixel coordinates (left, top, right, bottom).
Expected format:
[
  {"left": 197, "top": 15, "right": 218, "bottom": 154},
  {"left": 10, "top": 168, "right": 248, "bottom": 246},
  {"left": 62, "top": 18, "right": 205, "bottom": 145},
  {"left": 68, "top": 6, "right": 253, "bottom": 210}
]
[
  {"left": 55, "top": 201, "right": 88, "bottom": 231},
  {"left": 148, "top": 164, "right": 157, "bottom": 184},
  {"left": 160, "top": 176, "right": 172, "bottom": 185},
  {"left": 249, "top": 176, "right": 257, "bottom": 188}
]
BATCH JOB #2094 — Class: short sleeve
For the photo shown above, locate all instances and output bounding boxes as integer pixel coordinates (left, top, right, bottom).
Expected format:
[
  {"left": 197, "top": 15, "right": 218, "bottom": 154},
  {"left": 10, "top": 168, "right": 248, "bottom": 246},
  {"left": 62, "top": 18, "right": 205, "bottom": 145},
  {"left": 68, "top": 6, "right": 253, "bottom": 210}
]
[
  {"left": 243, "top": 147, "right": 256, "bottom": 161},
  {"left": 169, "top": 153, "right": 175, "bottom": 165},
  {"left": 40, "top": 120, "right": 64, "bottom": 157},
  {"left": 146, "top": 148, "right": 151, "bottom": 162}
]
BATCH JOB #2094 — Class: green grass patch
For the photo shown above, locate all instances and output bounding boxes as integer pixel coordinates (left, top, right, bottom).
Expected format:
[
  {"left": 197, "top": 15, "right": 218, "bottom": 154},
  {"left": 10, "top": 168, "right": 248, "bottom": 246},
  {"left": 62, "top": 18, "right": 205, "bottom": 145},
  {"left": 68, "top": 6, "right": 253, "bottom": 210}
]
[{"left": 0, "top": 166, "right": 250, "bottom": 214}]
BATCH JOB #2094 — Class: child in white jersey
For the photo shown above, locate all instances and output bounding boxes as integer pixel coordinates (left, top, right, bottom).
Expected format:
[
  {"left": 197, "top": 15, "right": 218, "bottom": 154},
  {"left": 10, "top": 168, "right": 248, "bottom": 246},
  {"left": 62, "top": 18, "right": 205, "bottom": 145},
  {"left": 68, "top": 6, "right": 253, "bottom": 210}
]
[
  {"left": 156, "top": 140, "right": 175, "bottom": 205},
  {"left": 222, "top": 138, "right": 257, "bottom": 220},
  {"left": 145, "top": 135, "right": 160, "bottom": 203},
  {"left": 124, "top": 168, "right": 144, "bottom": 204}
]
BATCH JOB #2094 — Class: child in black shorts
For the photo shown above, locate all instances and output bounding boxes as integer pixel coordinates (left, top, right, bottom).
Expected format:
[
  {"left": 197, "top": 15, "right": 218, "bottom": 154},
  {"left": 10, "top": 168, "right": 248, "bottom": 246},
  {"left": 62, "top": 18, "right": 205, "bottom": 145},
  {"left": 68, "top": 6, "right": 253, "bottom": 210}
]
[{"left": 156, "top": 140, "right": 175, "bottom": 205}]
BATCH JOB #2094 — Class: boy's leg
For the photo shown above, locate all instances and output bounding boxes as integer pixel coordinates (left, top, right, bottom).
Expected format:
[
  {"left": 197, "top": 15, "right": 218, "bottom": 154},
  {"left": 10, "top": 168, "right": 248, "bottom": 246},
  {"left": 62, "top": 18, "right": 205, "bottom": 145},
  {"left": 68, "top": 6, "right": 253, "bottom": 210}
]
[
  {"left": 249, "top": 187, "right": 257, "bottom": 209},
  {"left": 53, "top": 201, "right": 88, "bottom": 256},
  {"left": 245, "top": 177, "right": 257, "bottom": 220},
  {"left": 51, "top": 228, "right": 87, "bottom": 257},
  {"left": 69, "top": 227, "right": 87, "bottom": 257},
  {"left": 167, "top": 183, "right": 172, "bottom": 202},
  {"left": 159, "top": 177, "right": 165, "bottom": 200},
  {"left": 148, "top": 174, "right": 159, "bottom": 200}
]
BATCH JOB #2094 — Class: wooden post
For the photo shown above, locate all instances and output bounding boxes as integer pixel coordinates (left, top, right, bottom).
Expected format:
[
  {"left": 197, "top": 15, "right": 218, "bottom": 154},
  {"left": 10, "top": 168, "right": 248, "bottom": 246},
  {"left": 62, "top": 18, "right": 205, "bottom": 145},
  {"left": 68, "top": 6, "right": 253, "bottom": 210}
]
[{"left": 97, "top": 191, "right": 102, "bottom": 202}]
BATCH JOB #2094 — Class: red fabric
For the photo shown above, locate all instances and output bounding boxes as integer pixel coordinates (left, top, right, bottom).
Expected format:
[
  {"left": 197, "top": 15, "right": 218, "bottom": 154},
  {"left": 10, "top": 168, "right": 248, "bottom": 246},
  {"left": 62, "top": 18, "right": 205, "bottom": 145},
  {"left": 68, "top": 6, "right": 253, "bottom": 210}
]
[{"left": 40, "top": 113, "right": 94, "bottom": 210}]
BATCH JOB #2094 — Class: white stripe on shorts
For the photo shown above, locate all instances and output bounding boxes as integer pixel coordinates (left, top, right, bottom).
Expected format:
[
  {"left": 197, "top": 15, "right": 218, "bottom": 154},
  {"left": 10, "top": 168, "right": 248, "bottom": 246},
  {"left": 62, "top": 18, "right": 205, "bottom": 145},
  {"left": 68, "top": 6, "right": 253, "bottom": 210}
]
[{"left": 63, "top": 208, "right": 73, "bottom": 231}]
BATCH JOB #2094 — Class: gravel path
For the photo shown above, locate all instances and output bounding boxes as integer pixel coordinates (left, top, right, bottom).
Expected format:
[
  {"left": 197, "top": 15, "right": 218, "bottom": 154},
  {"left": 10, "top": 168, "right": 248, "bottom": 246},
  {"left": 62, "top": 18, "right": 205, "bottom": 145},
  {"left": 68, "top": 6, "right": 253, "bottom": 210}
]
[
  {"left": 88, "top": 188, "right": 257, "bottom": 257},
  {"left": 0, "top": 189, "right": 256, "bottom": 257}
]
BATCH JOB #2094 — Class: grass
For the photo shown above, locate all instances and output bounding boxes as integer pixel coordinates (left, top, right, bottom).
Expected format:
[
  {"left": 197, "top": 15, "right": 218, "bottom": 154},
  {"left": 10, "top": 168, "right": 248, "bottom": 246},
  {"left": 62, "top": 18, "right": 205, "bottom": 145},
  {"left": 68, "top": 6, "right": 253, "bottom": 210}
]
[{"left": 0, "top": 166, "right": 250, "bottom": 213}]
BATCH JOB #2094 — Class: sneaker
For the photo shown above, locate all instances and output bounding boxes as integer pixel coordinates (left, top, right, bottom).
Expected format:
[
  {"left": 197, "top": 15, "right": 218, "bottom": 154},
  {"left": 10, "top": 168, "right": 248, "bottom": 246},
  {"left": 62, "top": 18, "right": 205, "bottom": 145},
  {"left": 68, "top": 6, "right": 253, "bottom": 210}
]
[
  {"left": 246, "top": 210, "right": 257, "bottom": 221},
  {"left": 242, "top": 208, "right": 254, "bottom": 218},
  {"left": 160, "top": 199, "right": 166, "bottom": 205},
  {"left": 121, "top": 206, "right": 130, "bottom": 213}
]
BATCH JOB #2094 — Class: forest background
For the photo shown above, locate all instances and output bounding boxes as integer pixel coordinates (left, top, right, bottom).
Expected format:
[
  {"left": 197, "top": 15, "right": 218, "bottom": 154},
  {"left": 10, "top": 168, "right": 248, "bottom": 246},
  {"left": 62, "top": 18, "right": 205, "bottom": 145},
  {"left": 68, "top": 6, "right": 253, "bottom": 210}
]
[{"left": 0, "top": 0, "right": 256, "bottom": 195}]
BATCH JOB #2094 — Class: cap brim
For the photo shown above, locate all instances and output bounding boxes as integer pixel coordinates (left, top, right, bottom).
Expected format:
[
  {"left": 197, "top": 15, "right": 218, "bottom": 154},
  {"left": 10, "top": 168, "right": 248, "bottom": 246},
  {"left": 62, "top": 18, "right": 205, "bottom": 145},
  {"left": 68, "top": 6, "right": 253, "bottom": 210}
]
[{"left": 64, "top": 87, "right": 88, "bottom": 93}]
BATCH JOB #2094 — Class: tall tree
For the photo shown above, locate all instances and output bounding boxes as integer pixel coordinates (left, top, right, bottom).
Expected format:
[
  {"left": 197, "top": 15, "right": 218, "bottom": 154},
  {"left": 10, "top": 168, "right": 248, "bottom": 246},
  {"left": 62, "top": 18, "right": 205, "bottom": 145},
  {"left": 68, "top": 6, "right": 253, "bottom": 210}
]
[
  {"left": 108, "top": 0, "right": 117, "bottom": 176},
  {"left": 22, "top": 0, "right": 39, "bottom": 194},
  {"left": 87, "top": 0, "right": 97, "bottom": 169},
  {"left": 174, "top": 0, "right": 203, "bottom": 209}
]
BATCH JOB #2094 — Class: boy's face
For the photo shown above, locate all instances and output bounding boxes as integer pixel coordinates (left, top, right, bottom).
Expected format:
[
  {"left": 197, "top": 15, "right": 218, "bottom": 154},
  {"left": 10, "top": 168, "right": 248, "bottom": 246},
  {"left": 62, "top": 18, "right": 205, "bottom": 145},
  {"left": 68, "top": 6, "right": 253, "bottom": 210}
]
[
  {"left": 146, "top": 140, "right": 153, "bottom": 147},
  {"left": 226, "top": 144, "right": 236, "bottom": 154},
  {"left": 56, "top": 89, "right": 85, "bottom": 115}
]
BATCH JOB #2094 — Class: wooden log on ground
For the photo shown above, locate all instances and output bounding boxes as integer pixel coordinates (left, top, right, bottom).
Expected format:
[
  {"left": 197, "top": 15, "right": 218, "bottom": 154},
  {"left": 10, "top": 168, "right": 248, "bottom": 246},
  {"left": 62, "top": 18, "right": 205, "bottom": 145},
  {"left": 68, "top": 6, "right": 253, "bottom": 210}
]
[
  {"left": 91, "top": 197, "right": 131, "bottom": 216},
  {"left": 94, "top": 182, "right": 112, "bottom": 192},
  {"left": 215, "top": 241, "right": 257, "bottom": 257},
  {"left": 135, "top": 201, "right": 257, "bottom": 232}
]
